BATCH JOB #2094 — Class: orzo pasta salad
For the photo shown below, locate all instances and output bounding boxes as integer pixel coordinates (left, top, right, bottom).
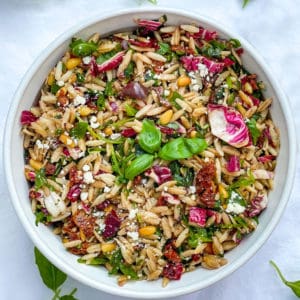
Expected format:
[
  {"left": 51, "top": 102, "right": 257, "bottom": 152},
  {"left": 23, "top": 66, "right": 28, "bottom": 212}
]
[{"left": 21, "top": 15, "right": 279, "bottom": 286}]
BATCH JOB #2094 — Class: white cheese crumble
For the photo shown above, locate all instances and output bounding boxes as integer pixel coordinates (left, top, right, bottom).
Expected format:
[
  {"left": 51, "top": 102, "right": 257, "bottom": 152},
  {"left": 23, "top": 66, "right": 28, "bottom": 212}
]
[
  {"left": 188, "top": 186, "right": 196, "bottom": 194},
  {"left": 80, "top": 192, "right": 88, "bottom": 201},
  {"left": 127, "top": 231, "right": 139, "bottom": 241},
  {"left": 164, "top": 89, "right": 170, "bottom": 97},
  {"left": 82, "top": 56, "right": 91, "bottom": 64},
  {"left": 163, "top": 186, "right": 168, "bottom": 192},
  {"left": 99, "top": 223, "right": 106, "bottom": 231},
  {"left": 83, "top": 171, "right": 95, "bottom": 184},
  {"left": 226, "top": 202, "right": 246, "bottom": 214},
  {"left": 110, "top": 133, "right": 121, "bottom": 140},
  {"left": 44, "top": 192, "right": 66, "bottom": 217},
  {"left": 103, "top": 186, "right": 111, "bottom": 193},
  {"left": 82, "top": 164, "right": 90, "bottom": 172},
  {"left": 73, "top": 95, "right": 86, "bottom": 106},
  {"left": 57, "top": 80, "right": 65, "bottom": 87},
  {"left": 89, "top": 115, "right": 100, "bottom": 129},
  {"left": 198, "top": 63, "right": 209, "bottom": 77},
  {"left": 36, "top": 140, "right": 49, "bottom": 150},
  {"left": 128, "top": 208, "right": 138, "bottom": 220}
]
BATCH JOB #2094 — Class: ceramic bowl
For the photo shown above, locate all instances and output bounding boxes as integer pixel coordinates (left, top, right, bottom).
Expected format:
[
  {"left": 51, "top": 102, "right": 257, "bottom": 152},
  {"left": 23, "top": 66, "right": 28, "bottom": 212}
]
[{"left": 4, "top": 7, "right": 296, "bottom": 299}]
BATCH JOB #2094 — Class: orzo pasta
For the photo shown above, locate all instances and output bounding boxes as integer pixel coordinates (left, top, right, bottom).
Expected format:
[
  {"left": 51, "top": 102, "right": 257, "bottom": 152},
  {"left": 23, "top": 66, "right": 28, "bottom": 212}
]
[{"left": 21, "top": 15, "right": 279, "bottom": 286}]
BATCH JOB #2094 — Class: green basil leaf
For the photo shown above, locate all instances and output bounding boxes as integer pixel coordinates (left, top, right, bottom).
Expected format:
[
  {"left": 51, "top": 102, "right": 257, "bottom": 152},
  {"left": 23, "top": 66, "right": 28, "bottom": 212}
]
[
  {"left": 125, "top": 154, "right": 154, "bottom": 180},
  {"left": 229, "top": 38, "right": 242, "bottom": 48},
  {"left": 246, "top": 117, "right": 261, "bottom": 145},
  {"left": 157, "top": 42, "right": 171, "bottom": 55},
  {"left": 76, "top": 73, "right": 85, "bottom": 83},
  {"left": 34, "top": 247, "right": 67, "bottom": 292},
  {"left": 69, "top": 39, "right": 97, "bottom": 57},
  {"left": 243, "top": 0, "right": 250, "bottom": 8},
  {"left": 60, "top": 295, "right": 78, "bottom": 300},
  {"left": 70, "top": 122, "right": 88, "bottom": 139},
  {"left": 270, "top": 260, "right": 300, "bottom": 297},
  {"left": 51, "top": 83, "right": 60, "bottom": 94},
  {"left": 158, "top": 138, "right": 207, "bottom": 161},
  {"left": 169, "top": 161, "right": 194, "bottom": 187},
  {"left": 138, "top": 119, "right": 161, "bottom": 154}
]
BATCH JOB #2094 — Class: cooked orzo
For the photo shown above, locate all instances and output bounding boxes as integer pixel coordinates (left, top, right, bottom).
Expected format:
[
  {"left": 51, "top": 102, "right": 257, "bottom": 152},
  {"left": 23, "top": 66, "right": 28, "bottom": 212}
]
[{"left": 21, "top": 15, "right": 280, "bottom": 286}]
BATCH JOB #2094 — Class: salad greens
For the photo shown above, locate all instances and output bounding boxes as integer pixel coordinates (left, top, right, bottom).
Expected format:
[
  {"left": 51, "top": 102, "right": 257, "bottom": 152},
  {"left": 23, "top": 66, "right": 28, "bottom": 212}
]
[
  {"left": 125, "top": 154, "right": 155, "bottom": 180},
  {"left": 69, "top": 39, "right": 97, "bottom": 57}
]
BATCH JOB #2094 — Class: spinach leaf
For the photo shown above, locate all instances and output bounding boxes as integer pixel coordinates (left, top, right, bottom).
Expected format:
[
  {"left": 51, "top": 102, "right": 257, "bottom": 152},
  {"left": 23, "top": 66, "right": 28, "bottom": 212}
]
[
  {"left": 270, "top": 261, "right": 300, "bottom": 297},
  {"left": 125, "top": 154, "right": 154, "bottom": 180},
  {"left": 34, "top": 247, "right": 67, "bottom": 292},
  {"left": 246, "top": 117, "right": 261, "bottom": 145},
  {"left": 138, "top": 119, "right": 162, "bottom": 153},
  {"left": 70, "top": 122, "right": 88, "bottom": 139},
  {"left": 109, "top": 249, "right": 123, "bottom": 275},
  {"left": 229, "top": 38, "right": 241, "bottom": 48},
  {"left": 69, "top": 39, "right": 97, "bottom": 57},
  {"left": 157, "top": 42, "right": 171, "bottom": 55},
  {"left": 158, "top": 138, "right": 207, "bottom": 161}
]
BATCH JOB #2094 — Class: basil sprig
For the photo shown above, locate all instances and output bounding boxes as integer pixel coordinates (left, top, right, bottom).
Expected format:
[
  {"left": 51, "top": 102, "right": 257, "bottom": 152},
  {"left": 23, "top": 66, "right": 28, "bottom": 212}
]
[
  {"left": 158, "top": 137, "right": 207, "bottom": 161},
  {"left": 270, "top": 261, "right": 300, "bottom": 298},
  {"left": 34, "top": 247, "right": 78, "bottom": 299},
  {"left": 69, "top": 38, "right": 97, "bottom": 57},
  {"left": 125, "top": 154, "right": 154, "bottom": 180},
  {"left": 138, "top": 119, "right": 162, "bottom": 153}
]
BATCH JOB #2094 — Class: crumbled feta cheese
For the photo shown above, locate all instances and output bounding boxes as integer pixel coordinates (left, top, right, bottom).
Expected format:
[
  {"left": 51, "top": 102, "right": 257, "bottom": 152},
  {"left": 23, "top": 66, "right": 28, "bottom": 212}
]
[
  {"left": 90, "top": 116, "right": 97, "bottom": 123},
  {"left": 83, "top": 171, "right": 95, "bottom": 184},
  {"left": 110, "top": 133, "right": 121, "bottom": 140},
  {"left": 36, "top": 139, "right": 43, "bottom": 149},
  {"left": 226, "top": 202, "right": 246, "bottom": 214},
  {"left": 82, "top": 164, "right": 90, "bottom": 172},
  {"left": 127, "top": 231, "right": 139, "bottom": 241},
  {"left": 99, "top": 223, "right": 106, "bottom": 231},
  {"left": 73, "top": 95, "right": 86, "bottom": 106},
  {"left": 57, "top": 80, "right": 65, "bottom": 87},
  {"left": 189, "top": 186, "right": 196, "bottom": 194},
  {"left": 80, "top": 192, "right": 88, "bottom": 201},
  {"left": 198, "top": 63, "right": 208, "bottom": 77},
  {"left": 103, "top": 186, "right": 111, "bottom": 193},
  {"left": 141, "top": 178, "right": 147, "bottom": 185},
  {"left": 44, "top": 192, "right": 66, "bottom": 217},
  {"left": 90, "top": 122, "right": 100, "bottom": 129},
  {"left": 192, "top": 84, "right": 201, "bottom": 92},
  {"left": 128, "top": 208, "right": 138, "bottom": 220},
  {"left": 164, "top": 89, "right": 170, "bottom": 97},
  {"left": 82, "top": 56, "right": 91, "bottom": 64},
  {"left": 163, "top": 186, "right": 168, "bottom": 192},
  {"left": 191, "top": 195, "right": 196, "bottom": 201}
]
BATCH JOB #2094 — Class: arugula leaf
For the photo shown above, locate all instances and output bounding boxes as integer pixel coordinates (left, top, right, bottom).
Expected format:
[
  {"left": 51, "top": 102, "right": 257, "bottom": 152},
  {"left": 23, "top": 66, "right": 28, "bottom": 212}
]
[
  {"left": 34, "top": 210, "right": 52, "bottom": 226},
  {"left": 96, "top": 44, "right": 121, "bottom": 65},
  {"left": 246, "top": 117, "right": 261, "bottom": 145},
  {"left": 227, "top": 190, "right": 247, "bottom": 207},
  {"left": 169, "top": 161, "right": 194, "bottom": 187},
  {"left": 125, "top": 104, "right": 137, "bottom": 116},
  {"left": 70, "top": 122, "right": 88, "bottom": 139},
  {"left": 188, "top": 227, "right": 212, "bottom": 248},
  {"left": 109, "top": 249, "right": 123, "bottom": 275},
  {"left": 169, "top": 91, "right": 183, "bottom": 109},
  {"left": 76, "top": 73, "right": 85, "bottom": 83},
  {"left": 34, "top": 247, "right": 67, "bottom": 292},
  {"left": 51, "top": 83, "right": 61, "bottom": 94},
  {"left": 120, "top": 263, "right": 139, "bottom": 280},
  {"left": 270, "top": 260, "right": 300, "bottom": 297},
  {"left": 96, "top": 93, "right": 105, "bottom": 110},
  {"left": 35, "top": 168, "right": 47, "bottom": 190},
  {"left": 104, "top": 81, "right": 114, "bottom": 96},
  {"left": 157, "top": 42, "right": 171, "bottom": 55},
  {"left": 124, "top": 61, "right": 135, "bottom": 79},
  {"left": 230, "top": 171, "right": 255, "bottom": 189}
]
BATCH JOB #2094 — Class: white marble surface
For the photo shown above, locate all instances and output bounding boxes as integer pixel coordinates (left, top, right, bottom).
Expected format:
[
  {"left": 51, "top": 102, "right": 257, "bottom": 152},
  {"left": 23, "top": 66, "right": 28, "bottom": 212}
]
[{"left": 0, "top": 0, "right": 299, "bottom": 299}]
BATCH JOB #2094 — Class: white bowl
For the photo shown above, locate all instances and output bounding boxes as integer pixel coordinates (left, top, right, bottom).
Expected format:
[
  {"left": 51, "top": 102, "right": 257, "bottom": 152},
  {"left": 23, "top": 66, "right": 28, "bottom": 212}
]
[{"left": 4, "top": 7, "right": 297, "bottom": 299}]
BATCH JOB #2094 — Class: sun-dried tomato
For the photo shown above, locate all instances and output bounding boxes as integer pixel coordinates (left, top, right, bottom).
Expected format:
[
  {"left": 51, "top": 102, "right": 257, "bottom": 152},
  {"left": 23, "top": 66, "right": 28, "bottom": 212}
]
[
  {"left": 67, "top": 184, "right": 81, "bottom": 202},
  {"left": 162, "top": 262, "right": 184, "bottom": 280},
  {"left": 45, "top": 163, "right": 56, "bottom": 176},
  {"left": 69, "top": 242, "right": 89, "bottom": 255},
  {"left": 72, "top": 210, "right": 96, "bottom": 239},
  {"left": 195, "top": 162, "right": 216, "bottom": 208},
  {"left": 164, "top": 243, "right": 181, "bottom": 263},
  {"left": 69, "top": 167, "right": 83, "bottom": 185}
]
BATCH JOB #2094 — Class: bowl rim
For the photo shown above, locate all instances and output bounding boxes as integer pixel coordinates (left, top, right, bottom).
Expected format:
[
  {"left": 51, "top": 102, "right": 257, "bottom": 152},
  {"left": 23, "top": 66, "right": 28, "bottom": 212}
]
[{"left": 4, "top": 6, "right": 297, "bottom": 299}]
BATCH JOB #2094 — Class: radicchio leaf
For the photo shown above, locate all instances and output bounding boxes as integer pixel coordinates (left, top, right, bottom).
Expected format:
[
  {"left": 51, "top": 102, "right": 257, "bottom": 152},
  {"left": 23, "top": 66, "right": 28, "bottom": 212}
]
[
  {"left": 208, "top": 104, "right": 250, "bottom": 148},
  {"left": 226, "top": 155, "right": 240, "bottom": 172},
  {"left": 245, "top": 194, "right": 268, "bottom": 217},
  {"left": 122, "top": 81, "right": 148, "bottom": 100},
  {"left": 145, "top": 165, "right": 172, "bottom": 184},
  {"left": 188, "top": 207, "right": 207, "bottom": 227},
  {"left": 97, "top": 51, "right": 125, "bottom": 73},
  {"left": 21, "top": 110, "right": 38, "bottom": 125}
]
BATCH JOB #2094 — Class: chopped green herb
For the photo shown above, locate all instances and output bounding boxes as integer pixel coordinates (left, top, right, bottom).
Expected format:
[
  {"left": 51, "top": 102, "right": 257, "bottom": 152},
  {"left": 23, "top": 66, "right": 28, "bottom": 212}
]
[
  {"left": 120, "top": 263, "right": 139, "bottom": 280},
  {"left": 124, "top": 61, "right": 135, "bottom": 78},
  {"left": 76, "top": 73, "right": 85, "bottom": 83},
  {"left": 230, "top": 171, "right": 255, "bottom": 189},
  {"left": 246, "top": 117, "right": 261, "bottom": 145},
  {"left": 70, "top": 122, "right": 88, "bottom": 139},
  {"left": 35, "top": 168, "right": 47, "bottom": 190},
  {"left": 50, "top": 83, "right": 60, "bottom": 94},
  {"left": 96, "top": 93, "right": 105, "bottom": 110},
  {"left": 188, "top": 227, "right": 212, "bottom": 248},
  {"left": 69, "top": 38, "right": 98, "bottom": 57},
  {"left": 125, "top": 104, "right": 137, "bottom": 116}
]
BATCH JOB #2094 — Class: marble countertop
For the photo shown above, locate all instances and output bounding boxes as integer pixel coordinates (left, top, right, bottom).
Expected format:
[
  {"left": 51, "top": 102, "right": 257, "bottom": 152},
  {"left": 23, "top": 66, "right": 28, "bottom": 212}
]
[{"left": 0, "top": 0, "right": 299, "bottom": 299}]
